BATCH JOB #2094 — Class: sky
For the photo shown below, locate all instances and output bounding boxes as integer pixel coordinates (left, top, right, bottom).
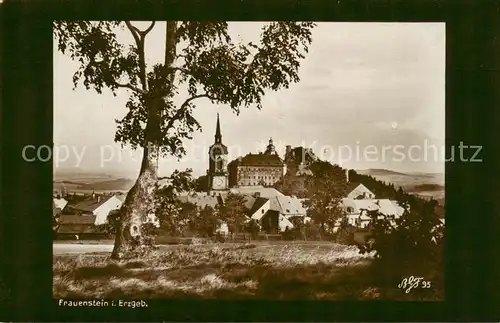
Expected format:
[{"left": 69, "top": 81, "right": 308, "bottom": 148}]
[{"left": 53, "top": 22, "right": 445, "bottom": 178}]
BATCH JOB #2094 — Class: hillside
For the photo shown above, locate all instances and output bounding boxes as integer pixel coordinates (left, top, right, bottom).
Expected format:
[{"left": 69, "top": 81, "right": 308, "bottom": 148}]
[
  {"left": 53, "top": 171, "right": 135, "bottom": 192},
  {"left": 76, "top": 178, "right": 135, "bottom": 191},
  {"left": 355, "top": 169, "right": 444, "bottom": 191},
  {"left": 354, "top": 168, "right": 444, "bottom": 204}
]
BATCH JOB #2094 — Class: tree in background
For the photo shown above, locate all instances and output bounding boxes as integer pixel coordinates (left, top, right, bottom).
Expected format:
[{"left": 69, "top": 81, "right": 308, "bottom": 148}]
[
  {"left": 191, "top": 205, "right": 220, "bottom": 238},
  {"left": 273, "top": 173, "right": 307, "bottom": 197},
  {"left": 302, "top": 161, "right": 347, "bottom": 236},
  {"left": 358, "top": 197, "right": 444, "bottom": 273},
  {"left": 54, "top": 21, "right": 315, "bottom": 259},
  {"left": 217, "top": 192, "right": 249, "bottom": 238},
  {"left": 244, "top": 219, "right": 261, "bottom": 240},
  {"left": 154, "top": 169, "right": 195, "bottom": 236},
  {"left": 193, "top": 175, "right": 209, "bottom": 192}
]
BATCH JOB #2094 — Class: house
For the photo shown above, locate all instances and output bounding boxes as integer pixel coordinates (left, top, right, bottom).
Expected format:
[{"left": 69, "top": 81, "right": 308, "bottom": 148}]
[
  {"left": 346, "top": 183, "right": 376, "bottom": 199},
  {"left": 229, "top": 186, "right": 285, "bottom": 198},
  {"left": 341, "top": 198, "right": 405, "bottom": 228},
  {"left": 65, "top": 194, "right": 123, "bottom": 225},
  {"left": 53, "top": 197, "right": 68, "bottom": 212},
  {"left": 246, "top": 195, "right": 306, "bottom": 233},
  {"left": 53, "top": 199, "right": 62, "bottom": 217},
  {"left": 56, "top": 214, "right": 98, "bottom": 239},
  {"left": 248, "top": 197, "right": 271, "bottom": 221},
  {"left": 177, "top": 192, "right": 222, "bottom": 209}
]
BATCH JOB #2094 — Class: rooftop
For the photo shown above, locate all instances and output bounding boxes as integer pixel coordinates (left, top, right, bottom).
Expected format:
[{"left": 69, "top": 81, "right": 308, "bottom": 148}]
[
  {"left": 57, "top": 224, "right": 95, "bottom": 234},
  {"left": 176, "top": 194, "right": 220, "bottom": 209},
  {"left": 269, "top": 195, "right": 307, "bottom": 216},
  {"left": 58, "top": 214, "right": 97, "bottom": 225},
  {"left": 341, "top": 198, "right": 405, "bottom": 217},
  {"left": 248, "top": 197, "right": 270, "bottom": 216},
  {"left": 229, "top": 186, "right": 285, "bottom": 198},
  {"left": 68, "top": 195, "right": 118, "bottom": 213},
  {"left": 53, "top": 197, "right": 68, "bottom": 210},
  {"left": 233, "top": 153, "right": 284, "bottom": 167}
]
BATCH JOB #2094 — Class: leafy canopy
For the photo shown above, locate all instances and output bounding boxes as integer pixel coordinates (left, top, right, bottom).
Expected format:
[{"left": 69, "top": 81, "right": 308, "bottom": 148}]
[
  {"left": 302, "top": 161, "right": 348, "bottom": 233},
  {"left": 53, "top": 21, "right": 315, "bottom": 159},
  {"left": 217, "top": 192, "right": 249, "bottom": 234}
]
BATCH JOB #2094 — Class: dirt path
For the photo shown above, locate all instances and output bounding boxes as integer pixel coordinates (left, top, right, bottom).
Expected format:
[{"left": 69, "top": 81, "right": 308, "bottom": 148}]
[
  {"left": 53, "top": 243, "right": 114, "bottom": 255},
  {"left": 53, "top": 241, "right": 341, "bottom": 255}
]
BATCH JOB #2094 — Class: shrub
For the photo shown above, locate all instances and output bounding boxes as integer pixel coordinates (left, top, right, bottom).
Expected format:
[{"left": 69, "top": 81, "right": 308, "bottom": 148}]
[
  {"left": 335, "top": 219, "right": 356, "bottom": 245},
  {"left": 357, "top": 199, "right": 444, "bottom": 273}
]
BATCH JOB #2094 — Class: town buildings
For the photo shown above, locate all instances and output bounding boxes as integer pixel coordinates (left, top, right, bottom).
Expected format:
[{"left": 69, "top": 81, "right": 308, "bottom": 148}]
[{"left": 207, "top": 114, "right": 315, "bottom": 193}]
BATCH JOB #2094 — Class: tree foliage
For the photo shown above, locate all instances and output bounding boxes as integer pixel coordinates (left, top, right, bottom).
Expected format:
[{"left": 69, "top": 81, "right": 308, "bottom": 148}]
[
  {"left": 358, "top": 197, "right": 444, "bottom": 271},
  {"left": 273, "top": 173, "right": 307, "bottom": 197},
  {"left": 53, "top": 21, "right": 315, "bottom": 158},
  {"left": 193, "top": 175, "right": 209, "bottom": 192},
  {"left": 191, "top": 205, "right": 220, "bottom": 238},
  {"left": 244, "top": 218, "right": 261, "bottom": 239},
  {"left": 302, "top": 161, "right": 347, "bottom": 235},
  {"left": 154, "top": 168, "right": 196, "bottom": 235},
  {"left": 217, "top": 192, "right": 249, "bottom": 235}
]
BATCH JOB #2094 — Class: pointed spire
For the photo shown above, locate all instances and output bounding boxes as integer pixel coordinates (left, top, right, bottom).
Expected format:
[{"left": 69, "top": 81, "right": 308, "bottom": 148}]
[{"left": 215, "top": 113, "right": 222, "bottom": 143}]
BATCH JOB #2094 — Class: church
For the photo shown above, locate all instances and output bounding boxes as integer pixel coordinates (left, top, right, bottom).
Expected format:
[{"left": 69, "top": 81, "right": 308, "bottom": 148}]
[{"left": 206, "top": 114, "right": 287, "bottom": 193}]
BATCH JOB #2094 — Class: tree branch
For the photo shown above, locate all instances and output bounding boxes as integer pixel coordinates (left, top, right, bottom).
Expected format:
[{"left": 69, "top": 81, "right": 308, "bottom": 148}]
[
  {"left": 113, "top": 81, "right": 145, "bottom": 94},
  {"left": 125, "top": 21, "right": 147, "bottom": 91},
  {"left": 165, "top": 93, "right": 217, "bottom": 131},
  {"left": 125, "top": 21, "right": 141, "bottom": 46},
  {"left": 141, "top": 21, "right": 156, "bottom": 36}
]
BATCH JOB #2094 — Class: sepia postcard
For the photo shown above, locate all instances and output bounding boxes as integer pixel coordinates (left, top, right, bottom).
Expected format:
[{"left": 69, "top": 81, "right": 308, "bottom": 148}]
[{"left": 2, "top": 0, "right": 498, "bottom": 321}]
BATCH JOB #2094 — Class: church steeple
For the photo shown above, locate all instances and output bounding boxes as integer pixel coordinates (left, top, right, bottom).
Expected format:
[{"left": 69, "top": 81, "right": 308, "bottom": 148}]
[
  {"left": 215, "top": 113, "right": 222, "bottom": 143},
  {"left": 208, "top": 112, "right": 228, "bottom": 192}
]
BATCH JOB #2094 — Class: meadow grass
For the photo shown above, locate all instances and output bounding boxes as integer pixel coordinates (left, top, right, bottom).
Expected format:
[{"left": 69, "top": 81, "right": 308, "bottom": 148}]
[{"left": 53, "top": 243, "right": 443, "bottom": 300}]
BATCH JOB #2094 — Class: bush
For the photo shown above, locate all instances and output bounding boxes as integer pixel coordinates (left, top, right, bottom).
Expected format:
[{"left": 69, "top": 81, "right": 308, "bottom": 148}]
[
  {"left": 335, "top": 220, "right": 356, "bottom": 245},
  {"left": 357, "top": 199, "right": 444, "bottom": 273}
]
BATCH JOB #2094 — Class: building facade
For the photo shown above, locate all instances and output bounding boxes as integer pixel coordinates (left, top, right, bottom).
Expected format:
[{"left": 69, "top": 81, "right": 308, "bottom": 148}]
[{"left": 228, "top": 138, "right": 286, "bottom": 187}]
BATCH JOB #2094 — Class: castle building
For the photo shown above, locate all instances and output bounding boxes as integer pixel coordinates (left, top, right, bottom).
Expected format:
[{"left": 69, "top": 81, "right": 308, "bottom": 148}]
[
  {"left": 207, "top": 113, "right": 229, "bottom": 192},
  {"left": 228, "top": 138, "right": 286, "bottom": 188}
]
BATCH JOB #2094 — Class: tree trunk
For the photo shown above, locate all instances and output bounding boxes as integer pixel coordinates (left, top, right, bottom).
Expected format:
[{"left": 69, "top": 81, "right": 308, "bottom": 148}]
[
  {"left": 111, "top": 144, "right": 158, "bottom": 259},
  {"left": 111, "top": 22, "right": 178, "bottom": 259}
]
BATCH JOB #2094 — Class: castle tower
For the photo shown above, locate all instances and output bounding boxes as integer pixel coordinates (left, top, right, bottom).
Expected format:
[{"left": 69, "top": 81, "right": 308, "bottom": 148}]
[{"left": 264, "top": 137, "right": 277, "bottom": 155}]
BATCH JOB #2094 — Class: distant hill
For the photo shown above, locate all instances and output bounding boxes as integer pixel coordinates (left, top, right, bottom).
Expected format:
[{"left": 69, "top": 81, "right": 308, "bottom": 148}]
[
  {"left": 355, "top": 169, "right": 444, "bottom": 191},
  {"left": 356, "top": 168, "right": 410, "bottom": 177},
  {"left": 354, "top": 168, "right": 445, "bottom": 203},
  {"left": 53, "top": 170, "right": 135, "bottom": 193},
  {"left": 74, "top": 178, "right": 135, "bottom": 191}
]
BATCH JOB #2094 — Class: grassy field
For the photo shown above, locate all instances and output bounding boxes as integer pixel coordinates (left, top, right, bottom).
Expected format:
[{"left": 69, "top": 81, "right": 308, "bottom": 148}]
[{"left": 53, "top": 243, "right": 443, "bottom": 300}]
